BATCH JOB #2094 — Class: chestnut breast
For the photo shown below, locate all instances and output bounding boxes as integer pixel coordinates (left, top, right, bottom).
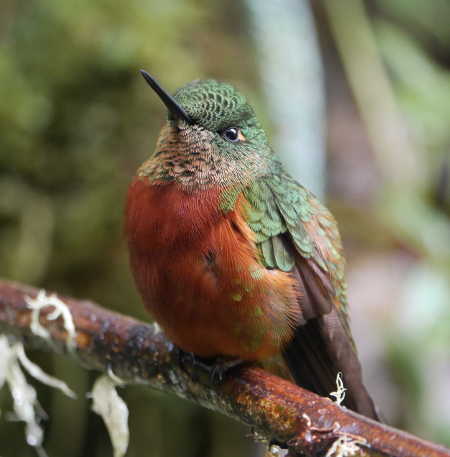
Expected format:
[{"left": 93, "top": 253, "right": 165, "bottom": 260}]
[{"left": 125, "top": 178, "right": 299, "bottom": 359}]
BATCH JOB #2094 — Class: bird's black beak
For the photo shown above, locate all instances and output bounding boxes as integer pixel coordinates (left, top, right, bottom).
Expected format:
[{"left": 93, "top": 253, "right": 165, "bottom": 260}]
[{"left": 139, "top": 70, "right": 192, "bottom": 124}]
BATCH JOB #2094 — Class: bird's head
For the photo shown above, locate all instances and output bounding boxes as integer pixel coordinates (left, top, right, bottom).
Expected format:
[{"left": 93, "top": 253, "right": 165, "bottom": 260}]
[{"left": 139, "top": 71, "right": 273, "bottom": 188}]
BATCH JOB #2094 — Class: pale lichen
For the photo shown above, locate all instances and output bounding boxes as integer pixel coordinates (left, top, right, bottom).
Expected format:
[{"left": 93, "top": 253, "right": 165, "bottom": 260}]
[
  {"left": 325, "top": 434, "right": 367, "bottom": 457},
  {"left": 6, "top": 349, "right": 43, "bottom": 448},
  {"left": 330, "top": 372, "right": 347, "bottom": 406},
  {"left": 269, "top": 443, "right": 288, "bottom": 456},
  {"left": 302, "top": 412, "right": 312, "bottom": 426},
  {"left": 106, "top": 366, "right": 126, "bottom": 386},
  {"left": 152, "top": 322, "right": 162, "bottom": 334},
  {"left": 91, "top": 374, "right": 129, "bottom": 457},
  {"left": 16, "top": 344, "right": 76, "bottom": 399},
  {"left": 25, "top": 290, "right": 76, "bottom": 349},
  {"left": 0, "top": 336, "right": 75, "bottom": 455}
]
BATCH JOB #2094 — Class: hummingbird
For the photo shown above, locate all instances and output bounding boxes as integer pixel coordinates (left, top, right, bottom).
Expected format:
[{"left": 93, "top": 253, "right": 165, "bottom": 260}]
[{"left": 125, "top": 70, "right": 378, "bottom": 420}]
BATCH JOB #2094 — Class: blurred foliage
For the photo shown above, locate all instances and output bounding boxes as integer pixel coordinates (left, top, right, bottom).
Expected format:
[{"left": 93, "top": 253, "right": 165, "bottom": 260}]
[
  {"left": 0, "top": 2, "right": 259, "bottom": 456},
  {"left": 0, "top": 0, "right": 449, "bottom": 456}
]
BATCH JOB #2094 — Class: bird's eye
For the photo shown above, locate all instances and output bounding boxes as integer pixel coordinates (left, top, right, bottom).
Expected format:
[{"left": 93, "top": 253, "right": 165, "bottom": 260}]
[{"left": 221, "top": 127, "right": 240, "bottom": 143}]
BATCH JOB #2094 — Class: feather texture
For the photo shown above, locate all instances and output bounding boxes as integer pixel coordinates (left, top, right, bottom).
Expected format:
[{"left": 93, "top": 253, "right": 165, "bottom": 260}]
[
  {"left": 243, "top": 173, "right": 378, "bottom": 419},
  {"left": 128, "top": 76, "right": 379, "bottom": 421}
]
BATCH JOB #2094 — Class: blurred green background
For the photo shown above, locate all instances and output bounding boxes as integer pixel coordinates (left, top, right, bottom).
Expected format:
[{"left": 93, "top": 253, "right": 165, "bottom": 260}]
[{"left": 1, "top": 0, "right": 449, "bottom": 456}]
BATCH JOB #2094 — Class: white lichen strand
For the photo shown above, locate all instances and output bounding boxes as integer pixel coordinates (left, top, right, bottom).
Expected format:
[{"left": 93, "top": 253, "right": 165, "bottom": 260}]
[
  {"left": 16, "top": 344, "right": 76, "bottom": 399},
  {"left": 91, "top": 375, "right": 129, "bottom": 457},
  {"left": 269, "top": 444, "right": 288, "bottom": 456},
  {"left": 0, "top": 336, "right": 44, "bottom": 449},
  {"left": 325, "top": 435, "right": 367, "bottom": 457},
  {"left": 107, "top": 366, "right": 125, "bottom": 386},
  {"left": 0, "top": 336, "right": 76, "bottom": 454},
  {"left": 152, "top": 322, "right": 162, "bottom": 334},
  {"left": 25, "top": 290, "right": 76, "bottom": 349},
  {"left": 0, "top": 336, "right": 11, "bottom": 390},
  {"left": 302, "top": 412, "right": 312, "bottom": 427},
  {"left": 6, "top": 355, "right": 43, "bottom": 447},
  {"left": 330, "top": 372, "right": 347, "bottom": 406}
]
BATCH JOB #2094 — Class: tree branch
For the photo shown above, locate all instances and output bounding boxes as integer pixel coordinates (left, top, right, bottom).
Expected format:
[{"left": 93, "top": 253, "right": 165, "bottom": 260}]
[{"left": 0, "top": 279, "right": 448, "bottom": 457}]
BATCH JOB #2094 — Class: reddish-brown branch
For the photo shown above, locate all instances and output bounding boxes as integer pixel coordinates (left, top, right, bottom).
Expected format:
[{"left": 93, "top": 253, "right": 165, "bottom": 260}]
[{"left": 0, "top": 279, "right": 448, "bottom": 457}]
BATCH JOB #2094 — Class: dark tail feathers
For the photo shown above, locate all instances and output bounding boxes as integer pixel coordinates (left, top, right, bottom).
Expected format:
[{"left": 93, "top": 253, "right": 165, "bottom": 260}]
[{"left": 283, "top": 313, "right": 380, "bottom": 421}]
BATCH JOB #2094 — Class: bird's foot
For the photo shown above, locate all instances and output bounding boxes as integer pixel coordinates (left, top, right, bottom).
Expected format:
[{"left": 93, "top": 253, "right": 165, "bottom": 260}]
[
  {"left": 173, "top": 347, "right": 244, "bottom": 384},
  {"left": 208, "top": 357, "right": 244, "bottom": 384}
]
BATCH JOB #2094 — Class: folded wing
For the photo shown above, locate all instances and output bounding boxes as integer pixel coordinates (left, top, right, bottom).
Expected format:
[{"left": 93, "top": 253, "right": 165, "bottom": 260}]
[{"left": 244, "top": 172, "right": 379, "bottom": 420}]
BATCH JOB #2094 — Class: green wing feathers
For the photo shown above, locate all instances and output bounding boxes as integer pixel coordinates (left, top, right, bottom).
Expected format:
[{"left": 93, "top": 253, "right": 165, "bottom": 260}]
[
  {"left": 242, "top": 173, "right": 379, "bottom": 420},
  {"left": 243, "top": 172, "right": 348, "bottom": 317}
]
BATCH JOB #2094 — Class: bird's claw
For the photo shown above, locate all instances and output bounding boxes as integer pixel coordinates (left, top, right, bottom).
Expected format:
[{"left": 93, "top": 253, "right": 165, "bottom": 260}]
[
  {"left": 208, "top": 358, "right": 245, "bottom": 384},
  {"left": 172, "top": 347, "right": 244, "bottom": 385}
]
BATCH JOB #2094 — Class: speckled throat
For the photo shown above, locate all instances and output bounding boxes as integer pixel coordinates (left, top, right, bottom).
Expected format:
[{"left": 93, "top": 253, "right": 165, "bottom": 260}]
[{"left": 137, "top": 122, "right": 269, "bottom": 191}]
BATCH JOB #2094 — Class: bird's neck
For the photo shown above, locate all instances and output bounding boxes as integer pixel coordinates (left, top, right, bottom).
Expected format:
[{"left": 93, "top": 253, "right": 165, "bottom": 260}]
[{"left": 136, "top": 124, "right": 269, "bottom": 191}]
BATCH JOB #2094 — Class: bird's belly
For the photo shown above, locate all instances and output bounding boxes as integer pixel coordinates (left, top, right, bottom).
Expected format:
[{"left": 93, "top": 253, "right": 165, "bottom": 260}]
[
  {"left": 131, "top": 245, "right": 298, "bottom": 360},
  {"left": 126, "top": 180, "right": 299, "bottom": 360}
]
